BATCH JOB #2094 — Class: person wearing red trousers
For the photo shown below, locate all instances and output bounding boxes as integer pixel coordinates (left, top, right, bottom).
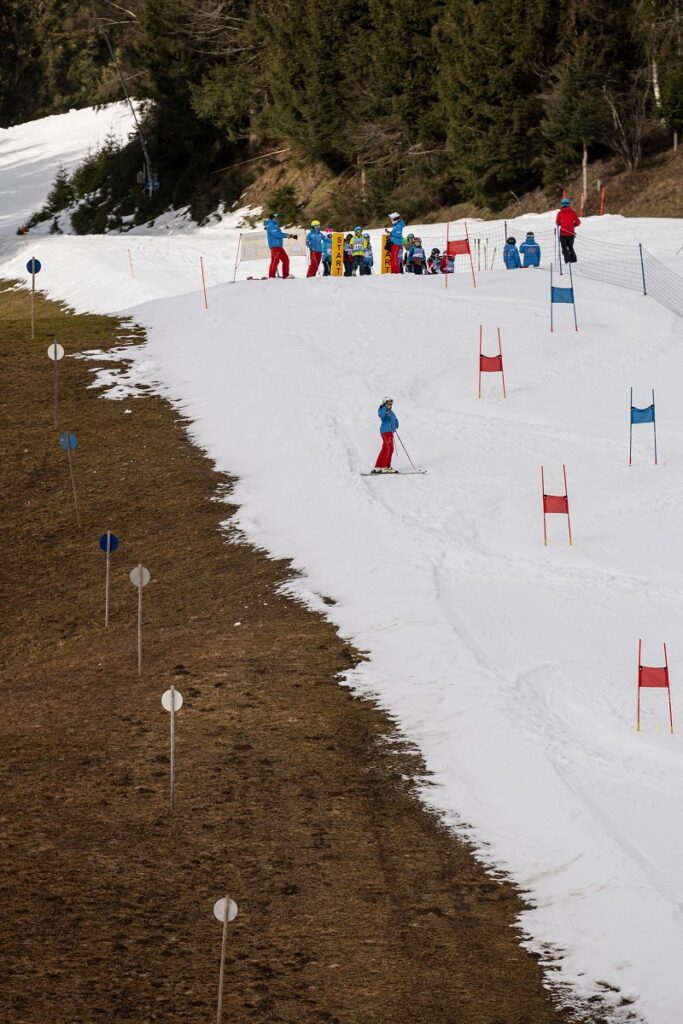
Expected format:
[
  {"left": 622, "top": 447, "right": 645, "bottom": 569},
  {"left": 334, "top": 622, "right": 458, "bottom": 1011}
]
[
  {"left": 555, "top": 198, "right": 580, "bottom": 263},
  {"left": 306, "top": 220, "right": 324, "bottom": 277},
  {"left": 265, "top": 213, "right": 296, "bottom": 278},
  {"left": 386, "top": 212, "right": 406, "bottom": 273},
  {"left": 372, "top": 397, "right": 399, "bottom": 473}
]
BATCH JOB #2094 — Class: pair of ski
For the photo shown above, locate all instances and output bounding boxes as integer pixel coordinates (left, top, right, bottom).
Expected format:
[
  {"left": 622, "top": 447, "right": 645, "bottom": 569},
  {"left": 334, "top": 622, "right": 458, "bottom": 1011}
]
[{"left": 360, "top": 468, "right": 427, "bottom": 476}]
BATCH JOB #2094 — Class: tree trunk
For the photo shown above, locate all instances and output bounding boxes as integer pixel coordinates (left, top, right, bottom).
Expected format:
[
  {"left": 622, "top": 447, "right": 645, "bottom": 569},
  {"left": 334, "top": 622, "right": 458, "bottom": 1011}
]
[{"left": 582, "top": 139, "right": 588, "bottom": 198}]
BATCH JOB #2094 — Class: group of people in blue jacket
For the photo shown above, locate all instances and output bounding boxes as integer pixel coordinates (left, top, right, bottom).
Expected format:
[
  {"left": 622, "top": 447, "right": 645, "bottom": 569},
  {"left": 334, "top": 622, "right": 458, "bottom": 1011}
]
[
  {"left": 503, "top": 232, "right": 542, "bottom": 269},
  {"left": 264, "top": 210, "right": 545, "bottom": 279}
]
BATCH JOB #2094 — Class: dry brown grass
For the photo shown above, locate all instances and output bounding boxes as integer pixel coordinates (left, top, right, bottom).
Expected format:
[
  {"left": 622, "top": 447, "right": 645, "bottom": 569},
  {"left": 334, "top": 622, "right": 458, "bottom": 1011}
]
[{"left": 0, "top": 282, "right": 609, "bottom": 1023}]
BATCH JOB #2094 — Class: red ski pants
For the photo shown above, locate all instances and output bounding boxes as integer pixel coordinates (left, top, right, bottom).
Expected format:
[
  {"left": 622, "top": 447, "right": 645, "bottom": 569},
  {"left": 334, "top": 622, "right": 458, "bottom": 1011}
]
[
  {"left": 306, "top": 250, "right": 322, "bottom": 277},
  {"left": 390, "top": 244, "right": 403, "bottom": 274},
  {"left": 269, "top": 247, "right": 290, "bottom": 278},
  {"left": 375, "top": 431, "right": 395, "bottom": 469}
]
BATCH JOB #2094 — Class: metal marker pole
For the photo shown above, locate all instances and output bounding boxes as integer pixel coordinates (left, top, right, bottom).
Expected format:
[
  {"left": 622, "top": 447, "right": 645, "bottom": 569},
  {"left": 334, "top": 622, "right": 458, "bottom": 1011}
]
[
  {"left": 52, "top": 347, "right": 59, "bottom": 426},
  {"left": 65, "top": 440, "right": 81, "bottom": 528},
  {"left": 216, "top": 900, "right": 229, "bottom": 1024},
  {"left": 137, "top": 565, "right": 143, "bottom": 676},
  {"left": 170, "top": 683, "right": 176, "bottom": 809},
  {"left": 105, "top": 531, "right": 111, "bottom": 628},
  {"left": 31, "top": 265, "right": 36, "bottom": 340}
]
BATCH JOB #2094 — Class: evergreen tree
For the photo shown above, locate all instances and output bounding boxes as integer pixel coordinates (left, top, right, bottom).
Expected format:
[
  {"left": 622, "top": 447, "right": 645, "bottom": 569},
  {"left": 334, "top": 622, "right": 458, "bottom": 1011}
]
[
  {"left": 436, "top": 0, "right": 558, "bottom": 209},
  {"left": 254, "top": 0, "right": 363, "bottom": 169},
  {"left": 542, "top": 34, "right": 612, "bottom": 191}
]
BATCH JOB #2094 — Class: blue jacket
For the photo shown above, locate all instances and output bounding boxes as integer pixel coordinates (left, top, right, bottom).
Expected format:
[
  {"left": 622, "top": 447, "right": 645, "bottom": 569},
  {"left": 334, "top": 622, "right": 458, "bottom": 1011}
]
[
  {"left": 378, "top": 403, "right": 399, "bottom": 433},
  {"left": 265, "top": 218, "right": 288, "bottom": 249},
  {"left": 407, "top": 245, "right": 426, "bottom": 264},
  {"left": 503, "top": 243, "right": 521, "bottom": 269},
  {"left": 321, "top": 234, "right": 332, "bottom": 258},
  {"left": 306, "top": 227, "right": 324, "bottom": 253},
  {"left": 519, "top": 238, "right": 541, "bottom": 267},
  {"left": 363, "top": 245, "right": 373, "bottom": 267},
  {"left": 389, "top": 219, "right": 405, "bottom": 246}
]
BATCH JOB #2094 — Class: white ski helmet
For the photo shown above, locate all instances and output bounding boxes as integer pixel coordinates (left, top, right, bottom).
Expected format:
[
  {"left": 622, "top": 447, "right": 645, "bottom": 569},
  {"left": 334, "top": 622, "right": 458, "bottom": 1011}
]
[
  {"left": 383, "top": 395, "right": 393, "bottom": 403},
  {"left": 388, "top": 212, "right": 400, "bottom": 221}
]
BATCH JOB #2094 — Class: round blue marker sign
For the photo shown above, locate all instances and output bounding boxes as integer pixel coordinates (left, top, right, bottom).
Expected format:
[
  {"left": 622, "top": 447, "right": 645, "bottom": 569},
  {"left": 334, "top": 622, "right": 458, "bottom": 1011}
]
[
  {"left": 99, "top": 533, "right": 119, "bottom": 553},
  {"left": 26, "top": 258, "right": 41, "bottom": 274},
  {"left": 59, "top": 431, "right": 77, "bottom": 451}
]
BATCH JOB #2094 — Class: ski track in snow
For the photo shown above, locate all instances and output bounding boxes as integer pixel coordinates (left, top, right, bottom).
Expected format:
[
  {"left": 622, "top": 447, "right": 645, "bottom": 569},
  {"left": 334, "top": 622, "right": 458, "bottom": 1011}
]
[{"left": 4, "top": 105, "right": 683, "bottom": 1023}]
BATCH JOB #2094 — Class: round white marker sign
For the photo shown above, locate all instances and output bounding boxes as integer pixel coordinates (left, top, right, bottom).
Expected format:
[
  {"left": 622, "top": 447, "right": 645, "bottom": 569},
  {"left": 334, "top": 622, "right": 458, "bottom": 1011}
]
[
  {"left": 213, "top": 897, "right": 238, "bottom": 924},
  {"left": 161, "top": 689, "right": 184, "bottom": 713},
  {"left": 47, "top": 342, "right": 64, "bottom": 361},
  {"left": 129, "top": 565, "right": 151, "bottom": 587}
]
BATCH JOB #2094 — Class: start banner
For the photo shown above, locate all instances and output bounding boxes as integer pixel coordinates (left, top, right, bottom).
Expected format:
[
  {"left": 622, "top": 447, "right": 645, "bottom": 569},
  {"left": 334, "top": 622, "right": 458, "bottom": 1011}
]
[{"left": 331, "top": 232, "right": 345, "bottom": 276}]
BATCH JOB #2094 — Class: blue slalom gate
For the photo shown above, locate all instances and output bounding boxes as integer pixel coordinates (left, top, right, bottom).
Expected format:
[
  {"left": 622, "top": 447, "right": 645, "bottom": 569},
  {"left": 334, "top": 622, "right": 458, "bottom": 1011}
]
[
  {"left": 629, "top": 388, "right": 657, "bottom": 465},
  {"left": 550, "top": 262, "right": 578, "bottom": 332}
]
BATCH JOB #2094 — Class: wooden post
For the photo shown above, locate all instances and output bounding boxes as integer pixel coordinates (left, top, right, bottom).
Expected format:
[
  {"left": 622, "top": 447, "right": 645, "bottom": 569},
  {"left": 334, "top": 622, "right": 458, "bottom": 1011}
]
[
  {"left": 200, "top": 256, "right": 208, "bottom": 309},
  {"left": 232, "top": 234, "right": 242, "bottom": 283},
  {"left": 128, "top": 248, "right": 134, "bottom": 278},
  {"left": 444, "top": 221, "right": 450, "bottom": 289}
]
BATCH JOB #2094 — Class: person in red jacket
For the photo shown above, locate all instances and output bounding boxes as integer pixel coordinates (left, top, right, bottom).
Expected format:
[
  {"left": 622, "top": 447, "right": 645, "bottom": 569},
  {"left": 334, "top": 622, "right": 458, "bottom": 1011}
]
[{"left": 555, "top": 198, "right": 580, "bottom": 264}]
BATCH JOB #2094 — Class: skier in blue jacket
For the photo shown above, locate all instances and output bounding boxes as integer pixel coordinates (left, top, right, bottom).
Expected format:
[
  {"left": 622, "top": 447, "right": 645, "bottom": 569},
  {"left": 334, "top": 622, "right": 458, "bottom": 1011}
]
[
  {"left": 386, "top": 212, "right": 406, "bottom": 274},
  {"left": 306, "top": 220, "right": 324, "bottom": 277},
  {"left": 503, "top": 237, "right": 521, "bottom": 269},
  {"left": 372, "top": 397, "right": 399, "bottom": 473},
  {"left": 519, "top": 232, "right": 541, "bottom": 267},
  {"left": 264, "top": 213, "right": 297, "bottom": 278}
]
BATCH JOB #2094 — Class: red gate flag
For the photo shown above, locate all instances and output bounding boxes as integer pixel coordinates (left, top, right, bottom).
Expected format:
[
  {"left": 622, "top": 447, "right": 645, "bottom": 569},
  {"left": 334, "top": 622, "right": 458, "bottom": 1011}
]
[
  {"left": 447, "top": 239, "right": 470, "bottom": 256},
  {"left": 478, "top": 325, "right": 506, "bottom": 399},
  {"left": 445, "top": 222, "right": 477, "bottom": 288},
  {"left": 541, "top": 465, "right": 573, "bottom": 545},
  {"left": 637, "top": 640, "right": 673, "bottom": 733}
]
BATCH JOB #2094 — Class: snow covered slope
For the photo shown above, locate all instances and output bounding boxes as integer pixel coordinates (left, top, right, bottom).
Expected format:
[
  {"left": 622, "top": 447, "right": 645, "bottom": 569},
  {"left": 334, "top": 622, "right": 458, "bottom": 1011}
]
[
  {"left": 0, "top": 103, "right": 137, "bottom": 236},
  {"left": 3, "top": 107, "right": 683, "bottom": 1023}
]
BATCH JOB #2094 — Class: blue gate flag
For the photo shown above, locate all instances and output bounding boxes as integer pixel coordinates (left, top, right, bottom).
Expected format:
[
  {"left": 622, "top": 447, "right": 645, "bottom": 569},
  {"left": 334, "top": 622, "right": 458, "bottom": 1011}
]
[
  {"left": 631, "top": 405, "right": 655, "bottom": 424},
  {"left": 59, "top": 431, "right": 78, "bottom": 450},
  {"left": 551, "top": 286, "right": 574, "bottom": 304}
]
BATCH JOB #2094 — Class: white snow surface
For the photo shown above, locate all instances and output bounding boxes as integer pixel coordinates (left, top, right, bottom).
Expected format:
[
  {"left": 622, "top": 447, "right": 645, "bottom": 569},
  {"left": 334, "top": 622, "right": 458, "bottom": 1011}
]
[
  {"left": 0, "top": 103, "right": 138, "bottom": 234},
  {"left": 4, "top": 106, "right": 683, "bottom": 1023}
]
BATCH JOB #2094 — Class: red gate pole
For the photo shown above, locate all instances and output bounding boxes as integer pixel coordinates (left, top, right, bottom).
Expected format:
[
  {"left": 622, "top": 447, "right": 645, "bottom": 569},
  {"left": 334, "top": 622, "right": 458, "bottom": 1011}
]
[
  {"left": 563, "top": 464, "right": 573, "bottom": 545},
  {"left": 465, "top": 222, "right": 476, "bottom": 288},
  {"left": 665, "top": 642, "right": 674, "bottom": 733},
  {"left": 498, "top": 328, "right": 506, "bottom": 398},
  {"left": 541, "top": 466, "right": 548, "bottom": 546},
  {"left": 637, "top": 639, "right": 642, "bottom": 731},
  {"left": 445, "top": 220, "right": 450, "bottom": 290},
  {"left": 478, "top": 324, "right": 483, "bottom": 398}
]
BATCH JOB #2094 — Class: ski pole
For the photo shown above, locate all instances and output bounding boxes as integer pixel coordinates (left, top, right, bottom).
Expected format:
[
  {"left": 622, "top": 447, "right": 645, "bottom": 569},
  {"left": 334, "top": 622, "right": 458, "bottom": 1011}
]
[{"left": 395, "top": 432, "right": 417, "bottom": 471}]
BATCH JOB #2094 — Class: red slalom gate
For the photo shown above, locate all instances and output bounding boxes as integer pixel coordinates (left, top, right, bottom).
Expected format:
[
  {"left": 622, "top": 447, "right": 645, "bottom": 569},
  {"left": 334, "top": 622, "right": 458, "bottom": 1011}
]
[
  {"left": 637, "top": 640, "right": 674, "bottom": 733},
  {"left": 541, "top": 465, "right": 573, "bottom": 546},
  {"left": 478, "top": 326, "right": 506, "bottom": 398},
  {"left": 446, "top": 222, "right": 477, "bottom": 288}
]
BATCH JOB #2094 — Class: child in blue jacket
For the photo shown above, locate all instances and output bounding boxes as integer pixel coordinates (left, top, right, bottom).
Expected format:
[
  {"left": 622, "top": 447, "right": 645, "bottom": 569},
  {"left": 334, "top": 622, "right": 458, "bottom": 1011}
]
[
  {"left": 503, "top": 237, "right": 521, "bottom": 269},
  {"left": 372, "top": 397, "right": 399, "bottom": 473},
  {"left": 519, "top": 232, "right": 541, "bottom": 267},
  {"left": 407, "top": 239, "right": 427, "bottom": 275}
]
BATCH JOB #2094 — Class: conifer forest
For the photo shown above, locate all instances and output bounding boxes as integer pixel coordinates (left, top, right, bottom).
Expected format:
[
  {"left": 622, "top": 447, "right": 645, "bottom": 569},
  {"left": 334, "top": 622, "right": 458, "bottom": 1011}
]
[{"left": 2, "top": 0, "right": 682, "bottom": 226}]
